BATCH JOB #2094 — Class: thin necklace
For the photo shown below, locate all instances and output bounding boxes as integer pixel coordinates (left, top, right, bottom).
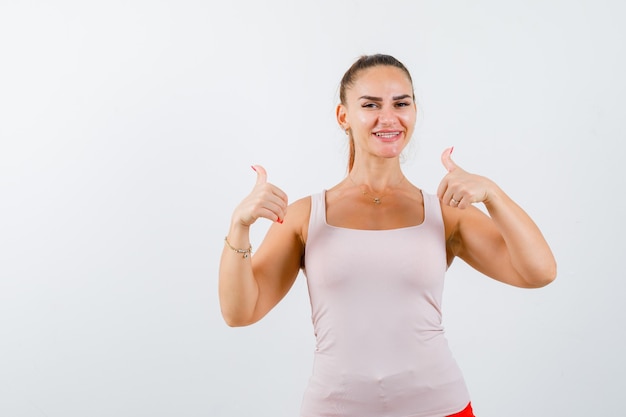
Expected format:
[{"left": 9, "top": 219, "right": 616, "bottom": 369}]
[{"left": 348, "top": 174, "right": 406, "bottom": 204}]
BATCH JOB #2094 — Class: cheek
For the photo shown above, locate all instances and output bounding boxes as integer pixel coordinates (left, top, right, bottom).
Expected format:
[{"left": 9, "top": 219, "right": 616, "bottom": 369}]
[
  {"left": 401, "top": 112, "right": 416, "bottom": 124},
  {"left": 360, "top": 117, "right": 380, "bottom": 135},
  {"left": 355, "top": 113, "right": 372, "bottom": 126},
  {"left": 401, "top": 115, "right": 417, "bottom": 133}
]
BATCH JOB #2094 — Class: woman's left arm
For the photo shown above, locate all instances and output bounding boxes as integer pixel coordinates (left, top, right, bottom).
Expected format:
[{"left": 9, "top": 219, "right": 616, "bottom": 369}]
[{"left": 438, "top": 148, "right": 557, "bottom": 288}]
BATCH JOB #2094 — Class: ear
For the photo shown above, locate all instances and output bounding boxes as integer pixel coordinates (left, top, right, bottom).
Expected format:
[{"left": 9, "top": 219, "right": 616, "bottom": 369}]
[{"left": 336, "top": 103, "right": 349, "bottom": 132}]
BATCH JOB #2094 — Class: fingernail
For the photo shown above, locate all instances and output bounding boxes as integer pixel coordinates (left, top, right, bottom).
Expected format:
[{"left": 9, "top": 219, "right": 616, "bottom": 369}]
[
  {"left": 450, "top": 146, "right": 454, "bottom": 155},
  {"left": 251, "top": 165, "right": 257, "bottom": 172},
  {"left": 277, "top": 218, "right": 283, "bottom": 224}
]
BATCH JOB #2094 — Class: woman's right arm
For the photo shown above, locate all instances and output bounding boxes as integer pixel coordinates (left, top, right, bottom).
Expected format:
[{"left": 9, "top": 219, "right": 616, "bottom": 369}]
[{"left": 218, "top": 166, "right": 305, "bottom": 327}]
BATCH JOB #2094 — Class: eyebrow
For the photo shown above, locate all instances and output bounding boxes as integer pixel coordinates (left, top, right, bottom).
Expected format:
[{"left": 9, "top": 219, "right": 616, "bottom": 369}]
[{"left": 358, "top": 94, "right": 413, "bottom": 101}]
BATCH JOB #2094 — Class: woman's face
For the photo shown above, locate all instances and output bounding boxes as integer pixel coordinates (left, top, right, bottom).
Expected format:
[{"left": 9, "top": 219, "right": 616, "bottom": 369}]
[{"left": 337, "top": 65, "right": 417, "bottom": 163}]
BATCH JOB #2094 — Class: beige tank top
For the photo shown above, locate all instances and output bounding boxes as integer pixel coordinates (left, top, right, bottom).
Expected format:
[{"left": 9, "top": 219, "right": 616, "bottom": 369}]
[{"left": 300, "top": 190, "right": 470, "bottom": 417}]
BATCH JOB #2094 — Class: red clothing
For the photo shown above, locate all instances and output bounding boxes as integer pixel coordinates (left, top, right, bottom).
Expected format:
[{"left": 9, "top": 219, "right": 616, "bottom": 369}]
[{"left": 448, "top": 402, "right": 475, "bottom": 417}]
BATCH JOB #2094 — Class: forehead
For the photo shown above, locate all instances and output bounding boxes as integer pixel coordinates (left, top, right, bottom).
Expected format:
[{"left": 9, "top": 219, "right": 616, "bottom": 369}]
[{"left": 347, "top": 66, "right": 413, "bottom": 98}]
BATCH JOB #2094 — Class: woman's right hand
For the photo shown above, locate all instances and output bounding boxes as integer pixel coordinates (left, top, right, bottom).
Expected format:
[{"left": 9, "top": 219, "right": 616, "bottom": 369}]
[{"left": 232, "top": 165, "right": 289, "bottom": 227}]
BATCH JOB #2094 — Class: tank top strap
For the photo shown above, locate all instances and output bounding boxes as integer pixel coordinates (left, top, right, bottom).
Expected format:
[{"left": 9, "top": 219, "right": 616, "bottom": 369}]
[
  {"left": 422, "top": 191, "right": 444, "bottom": 230},
  {"left": 307, "top": 191, "right": 326, "bottom": 240}
]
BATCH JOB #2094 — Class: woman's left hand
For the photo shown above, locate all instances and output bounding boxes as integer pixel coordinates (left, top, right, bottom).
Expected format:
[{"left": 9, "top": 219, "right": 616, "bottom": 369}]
[
  {"left": 437, "top": 147, "right": 495, "bottom": 209},
  {"left": 436, "top": 146, "right": 557, "bottom": 287}
]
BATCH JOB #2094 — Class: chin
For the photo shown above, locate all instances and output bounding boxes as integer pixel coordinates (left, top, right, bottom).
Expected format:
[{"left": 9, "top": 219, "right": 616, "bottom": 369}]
[{"left": 376, "top": 146, "right": 406, "bottom": 159}]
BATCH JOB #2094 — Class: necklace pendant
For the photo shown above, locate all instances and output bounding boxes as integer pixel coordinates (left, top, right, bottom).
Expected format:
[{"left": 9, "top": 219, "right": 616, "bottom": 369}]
[{"left": 373, "top": 197, "right": 381, "bottom": 204}]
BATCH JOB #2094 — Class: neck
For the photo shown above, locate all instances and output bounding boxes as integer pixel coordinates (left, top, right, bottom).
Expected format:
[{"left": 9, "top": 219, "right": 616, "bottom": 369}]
[{"left": 348, "top": 166, "right": 406, "bottom": 193}]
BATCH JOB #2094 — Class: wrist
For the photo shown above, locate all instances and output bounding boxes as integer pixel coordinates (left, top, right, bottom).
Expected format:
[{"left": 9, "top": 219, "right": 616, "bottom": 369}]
[
  {"left": 224, "top": 236, "right": 252, "bottom": 259},
  {"left": 483, "top": 180, "right": 505, "bottom": 208}
]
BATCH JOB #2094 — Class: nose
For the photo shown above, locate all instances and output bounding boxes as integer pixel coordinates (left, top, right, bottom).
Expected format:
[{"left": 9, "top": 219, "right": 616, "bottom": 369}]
[{"left": 378, "top": 106, "right": 396, "bottom": 125}]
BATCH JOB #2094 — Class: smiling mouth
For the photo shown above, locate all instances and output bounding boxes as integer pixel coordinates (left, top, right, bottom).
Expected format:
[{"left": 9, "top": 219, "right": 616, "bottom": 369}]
[{"left": 374, "top": 131, "right": 402, "bottom": 141}]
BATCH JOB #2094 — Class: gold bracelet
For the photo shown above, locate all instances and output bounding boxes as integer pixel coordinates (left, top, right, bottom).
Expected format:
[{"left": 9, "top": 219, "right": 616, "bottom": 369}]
[{"left": 224, "top": 236, "right": 252, "bottom": 259}]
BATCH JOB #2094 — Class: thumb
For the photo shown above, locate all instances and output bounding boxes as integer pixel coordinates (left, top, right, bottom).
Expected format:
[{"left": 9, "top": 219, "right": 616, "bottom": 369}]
[
  {"left": 441, "top": 147, "right": 458, "bottom": 173},
  {"left": 251, "top": 164, "right": 267, "bottom": 185}
]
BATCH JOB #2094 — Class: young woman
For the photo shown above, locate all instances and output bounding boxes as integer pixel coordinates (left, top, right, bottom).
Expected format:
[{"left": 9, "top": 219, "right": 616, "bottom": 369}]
[{"left": 219, "top": 54, "right": 556, "bottom": 417}]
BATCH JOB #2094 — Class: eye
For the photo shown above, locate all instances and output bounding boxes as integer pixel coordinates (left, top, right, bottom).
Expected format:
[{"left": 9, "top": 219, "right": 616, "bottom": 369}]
[
  {"left": 395, "top": 101, "right": 411, "bottom": 108},
  {"left": 362, "top": 102, "right": 379, "bottom": 109}
]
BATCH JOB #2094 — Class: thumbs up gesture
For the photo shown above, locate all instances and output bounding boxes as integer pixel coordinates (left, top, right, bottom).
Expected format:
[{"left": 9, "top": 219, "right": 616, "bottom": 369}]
[
  {"left": 436, "top": 147, "right": 493, "bottom": 209},
  {"left": 232, "top": 165, "right": 289, "bottom": 226}
]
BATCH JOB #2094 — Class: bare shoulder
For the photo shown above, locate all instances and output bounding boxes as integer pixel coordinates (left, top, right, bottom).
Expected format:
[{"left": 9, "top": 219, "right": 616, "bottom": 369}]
[
  {"left": 253, "top": 196, "right": 311, "bottom": 273},
  {"left": 440, "top": 202, "right": 491, "bottom": 263},
  {"left": 280, "top": 195, "right": 312, "bottom": 246},
  {"left": 440, "top": 203, "right": 461, "bottom": 241},
  {"left": 259, "top": 195, "right": 311, "bottom": 251},
  {"left": 288, "top": 195, "right": 312, "bottom": 214},
  {"left": 286, "top": 196, "right": 312, "bottom": 225}
]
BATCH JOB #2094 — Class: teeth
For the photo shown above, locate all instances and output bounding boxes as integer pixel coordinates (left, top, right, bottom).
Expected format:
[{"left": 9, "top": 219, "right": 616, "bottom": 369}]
[{"left": 376, "top": 132, "right": 399, "bottom": 137}]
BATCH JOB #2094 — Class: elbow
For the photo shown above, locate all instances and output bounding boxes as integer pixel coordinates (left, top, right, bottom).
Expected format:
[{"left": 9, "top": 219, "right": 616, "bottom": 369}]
[
  {"left": 222, "top": 316, "right": 252, "bottom": 328},
  {"left": 220, "top": 308, "right": 256, "bottom": 328},
  {"left": 223, "top": 318, "right": 250, "bottom": 328},
  {"left": 523, "top": 262, "right": 557, "bottom": 288},
  {"left": 218, "top": 291, "right": 258, "bottom": 327}
]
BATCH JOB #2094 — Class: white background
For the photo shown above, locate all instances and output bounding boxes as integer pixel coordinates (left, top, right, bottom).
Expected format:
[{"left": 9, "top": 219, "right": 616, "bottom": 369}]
[{"left": 1, "top": 1, "right": 624, "bottom": 416}]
